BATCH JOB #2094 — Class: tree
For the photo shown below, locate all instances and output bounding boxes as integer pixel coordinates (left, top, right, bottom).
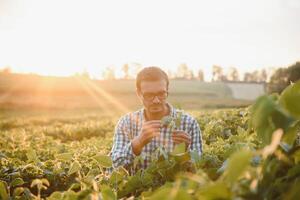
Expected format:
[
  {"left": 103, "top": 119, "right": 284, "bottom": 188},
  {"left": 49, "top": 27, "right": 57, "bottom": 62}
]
[
  {"left": 212, "top": 65, "right": 224, "bottom": 81},
  {"left": 243, "top": 72, "right": 253, "bottom": 82},
  {"left": 227, "top": 67, "right": 239, "bottom": 81},
  {"left": 268, "top": 62, "right": 300, "bottom": 94},
  {"left": 103, "top": 67, "right": 115, "bottom": 80},
  {"left": 188, "top": 70, "right": 195, "bottom": 80},
  {"left": 0, "top": 67, "right": 12, "bottom": 74},
  {"left": 122, "top": 64, "right": 130, "bottom": 79},
  {"left": 251, "top": 70, "right": 260, "bottom": 82},
  {"left": 197, "top": 69, "right": 204, "bottom": 81},
  {"left": 260, "top": 69, "right": 267, "bottom": 82},
  {"left": 176, "top": 63, "right": 190, "bottom": 79}
]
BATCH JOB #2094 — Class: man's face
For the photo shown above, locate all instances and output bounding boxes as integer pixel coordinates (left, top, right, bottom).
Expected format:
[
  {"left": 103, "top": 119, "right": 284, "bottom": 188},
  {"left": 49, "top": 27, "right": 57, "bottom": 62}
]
[{"left": 137, "top": 79, "right": 168, "bottom": 114}]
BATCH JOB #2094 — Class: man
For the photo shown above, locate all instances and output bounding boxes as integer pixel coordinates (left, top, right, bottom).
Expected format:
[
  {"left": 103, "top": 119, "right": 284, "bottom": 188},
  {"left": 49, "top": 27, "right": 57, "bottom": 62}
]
[{"left": 110, "top": 66, "right": 202, "bottom": 174}]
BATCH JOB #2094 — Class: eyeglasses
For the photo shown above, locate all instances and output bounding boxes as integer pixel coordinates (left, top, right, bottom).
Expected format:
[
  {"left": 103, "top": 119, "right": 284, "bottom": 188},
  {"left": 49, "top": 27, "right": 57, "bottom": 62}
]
[{"left": 141, "top": 91, "right": 168, "bottom": 101}]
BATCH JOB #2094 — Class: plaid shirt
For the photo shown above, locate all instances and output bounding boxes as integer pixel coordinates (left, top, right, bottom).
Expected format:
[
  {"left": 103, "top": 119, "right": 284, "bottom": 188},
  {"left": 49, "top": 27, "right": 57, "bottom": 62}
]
[{"left": 109, "top": 103, "right": 202, "bottom": 173}]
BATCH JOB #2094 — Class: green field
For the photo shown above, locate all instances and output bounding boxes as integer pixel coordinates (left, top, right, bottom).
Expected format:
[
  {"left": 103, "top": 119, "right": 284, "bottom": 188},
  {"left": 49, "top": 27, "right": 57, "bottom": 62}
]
[{"left": 0, "top": 81, "right": 300, "bottom": 199}]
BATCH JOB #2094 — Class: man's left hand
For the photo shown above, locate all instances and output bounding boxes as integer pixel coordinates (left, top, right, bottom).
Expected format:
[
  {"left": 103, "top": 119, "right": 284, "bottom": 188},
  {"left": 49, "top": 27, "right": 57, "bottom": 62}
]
[{"left": 172, "top": 130, "right": 191, "bottom": 147}]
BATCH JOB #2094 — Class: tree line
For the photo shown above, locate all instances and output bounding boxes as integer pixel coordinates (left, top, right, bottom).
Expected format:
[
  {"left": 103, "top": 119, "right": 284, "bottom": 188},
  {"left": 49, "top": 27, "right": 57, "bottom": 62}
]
[
  {"left": 1, "top": 62, "right": 300, "bottom": 94},
  {"left": 101, "top": 63, "right": 271, "bottom": 83}
]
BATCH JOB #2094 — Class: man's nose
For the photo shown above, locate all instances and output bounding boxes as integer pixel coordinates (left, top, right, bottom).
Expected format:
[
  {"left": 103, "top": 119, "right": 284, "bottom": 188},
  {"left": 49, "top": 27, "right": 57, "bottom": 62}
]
[{"left": 152, "top": 96, "right": 161, "bottom": 103}]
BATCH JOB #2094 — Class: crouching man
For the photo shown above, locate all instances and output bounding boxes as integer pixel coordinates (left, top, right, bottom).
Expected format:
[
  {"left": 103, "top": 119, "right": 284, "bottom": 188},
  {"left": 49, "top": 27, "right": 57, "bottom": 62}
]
[{"left": 110, "top": 66, "right": 202, "bottom": 174}]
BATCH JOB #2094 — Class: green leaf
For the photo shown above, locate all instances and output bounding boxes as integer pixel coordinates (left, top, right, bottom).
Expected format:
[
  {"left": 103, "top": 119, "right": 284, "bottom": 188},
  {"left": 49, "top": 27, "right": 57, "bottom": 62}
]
[
  {"left": 250, "top": 95, "right": 295, "bottom": 145},
  {"left": 69, "top": 183, "right": 81, "bottom": 191},
  {"left": 47, "top": 191, "right": 63, "bottom": 200},
  {"left": 292, "top": 149, "right": 300, "bottom": 164},
  {"left": 93, "top": 155, "right": 112, "bottom": 168},
  {"left": 150, "top": 186, "right": 192, "bottom": 200},
  {"left": 223, "top": 149, "right": 252, "bottom": 185},
  {"left": 10, "top": 177, "right": 25, "bottom": 187},
  {"left": 173, "top": 152, "right": 191, "bottom": 164},
  {"left": 287, "top": 165, "right": 300, "bottom": 179},
  {"left": 172, "top": 143, "right": 186, "bottom": 155},
  {"left": 109, "top": 168, "right": 128, "bottom": 185},
  {"left": 118, "top": 171, "right": 142, "bottom": 197},
  {"left": 68, "top": 161, "right": 81, "bottom": 175},
  {"left": 41, "top": 179, "right": 50, "bottom": 187},
  {"left": 284, "top": 179, "right": 300, "bottom": 200},
  {"left": 0, "top": 181, "right": 9, "bottom": 200},
  {"left": 109, "top": 171, "right": 123, "bottom": 184},
  {"left": 56, "top": 153, "right": 73, "bottom": 161},
  {"left": 197, "top": 182, "right": 231, "bottom": 200},
  {"left": 101, "top": 185, "right": 116, "bottom": 200},
  {"left": 250, "top": 95, "right": 276, "bottom": 145},
  {"left": 174, "top": 189, "right": 193, "bottom": 200},
  {"left": 161, "top": 116, "right": 173, "bottom": 127},
  {"left": 157, "top": 147, "right": 168, "bottom": 160},
  {"left": 150, "top": 187, "right": 171, "bottom": 200},
  {"left": 279, "top": 80, "right": 300, "bottom": 119},
  {"left": 64, "top": 191, "right": 78, "bottom": 199},
  {"left": 26, "top": 149, "right": 39, "bottom": 163},
  {"left": 30, "top": 179, "right": 41, "bottom": 188},
  {"left": 282, "top": 121, "right": 300, "bottom": 146},
  {"left": 141, "top": 172, "right": 153, "bottom": 186},
  {"left": 13, "top": 187, "right": 24, "bottom": 197}
]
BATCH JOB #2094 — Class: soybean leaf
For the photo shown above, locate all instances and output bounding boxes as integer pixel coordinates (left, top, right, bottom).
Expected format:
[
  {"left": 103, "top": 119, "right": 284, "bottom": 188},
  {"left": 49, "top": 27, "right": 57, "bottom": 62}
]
[
  {"left": 282, "top": 121, "right": 300, "bottom": 146},
  {"left": 150, "top": 187, "right": 171, "bottom": 200},
  {"left": 13, "top": 187, "right": 24, "bottom": 197},
  {"left": 197, "top": 182, "right": 231, "bottom": 200},
  {"left": 292, "top": 149, "right": 300, "bottom": 164},
  {"left": 68, "top": 161, "right": 81, "bottom": 175},
  {"left": 101, "top": 185, "right": 116, "bottom": 200},
  {"left": 174, "top": 189, "right": 193, "bottom": 200},
  {"left": 10, "top": 177, "right": 25, "bottom": 187},
  {"left": 223, "top": 150, "right": 252, "bottom": 185},
  {"left": 161, "top": 116, "right": 173, "bottom": 127},
  {"left": 109, "top": 171, "right": 124, "bottom": 185},
  {"left": 284, "top": 179, "right": 300, "bottom": 200},
  {"left": 56, "top": 153, "right": 73, "bottom": 161},
  {"left": 250, "top": 95, "right": 276, "bottom": 145},
  {"left": 47, "top": 191, "right": 63, "bottom": 200},
  {"left": 0, "top": 181, "right": 9, "bottom": 200},
  {"left": 93, "top": 155, "right": 113, "bottom": 168},
  {"left": 172, "top": 143, "right": 186, "bottom": 155},
  {"left": 150, "top": 186, "right": 192, "bottom": 200},
  {"left": 26, "top": 149, "right": 39, "bottom": 163},
  {"left": 279, "top": 80, "right": 300, "bottom": 119}
]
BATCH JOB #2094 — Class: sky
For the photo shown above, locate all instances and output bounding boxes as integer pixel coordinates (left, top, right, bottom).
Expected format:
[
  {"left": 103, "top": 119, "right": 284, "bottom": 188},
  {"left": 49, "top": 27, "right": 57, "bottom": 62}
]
[{"left": 0, "top": 0, "right": 299, "bottom": 80}]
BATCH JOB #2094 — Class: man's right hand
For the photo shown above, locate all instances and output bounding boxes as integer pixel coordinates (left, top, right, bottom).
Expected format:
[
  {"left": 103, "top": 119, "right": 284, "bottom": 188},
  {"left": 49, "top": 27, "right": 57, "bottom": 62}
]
[{"left": 132, "top": 120, "right": 161, "bottom": 156}]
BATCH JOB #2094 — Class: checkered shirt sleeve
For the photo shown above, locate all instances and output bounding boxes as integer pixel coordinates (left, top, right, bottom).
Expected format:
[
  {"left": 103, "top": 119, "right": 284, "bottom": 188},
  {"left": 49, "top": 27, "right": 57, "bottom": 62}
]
[
  {"left": 189, "top": 117, "right": 203, "bottom": 156},
  {"left": 110, "top": 116, "right": 136, "bottom": 170}
]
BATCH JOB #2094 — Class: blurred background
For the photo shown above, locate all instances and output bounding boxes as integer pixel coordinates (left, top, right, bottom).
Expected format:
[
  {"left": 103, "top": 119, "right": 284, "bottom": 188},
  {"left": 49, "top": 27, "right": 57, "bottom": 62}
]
[{"left": 0, "top": 0, "right": 299, "bottom": 114}]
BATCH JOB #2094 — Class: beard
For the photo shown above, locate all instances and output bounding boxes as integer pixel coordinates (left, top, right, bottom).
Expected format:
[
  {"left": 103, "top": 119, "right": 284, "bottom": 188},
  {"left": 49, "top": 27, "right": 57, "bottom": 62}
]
[{"left": 148, "top": 103, "right": 164, "bottom": 113}]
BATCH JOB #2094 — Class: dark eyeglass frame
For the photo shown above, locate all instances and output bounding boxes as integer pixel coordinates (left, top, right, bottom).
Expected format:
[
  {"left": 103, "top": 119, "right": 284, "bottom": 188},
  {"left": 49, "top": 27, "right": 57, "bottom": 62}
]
[{"left": 141, "top": 91, "right": 168, "bottom": 101}]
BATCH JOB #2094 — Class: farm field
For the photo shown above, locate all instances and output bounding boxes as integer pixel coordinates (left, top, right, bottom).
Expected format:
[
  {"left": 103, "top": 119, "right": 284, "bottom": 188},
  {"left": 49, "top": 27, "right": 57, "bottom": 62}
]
[
  {"left": 0, "top": 81, "right": 300, "bottom": 199},
  {"left": 0, "top": 73, "right": 252, "bottom": 110}
]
